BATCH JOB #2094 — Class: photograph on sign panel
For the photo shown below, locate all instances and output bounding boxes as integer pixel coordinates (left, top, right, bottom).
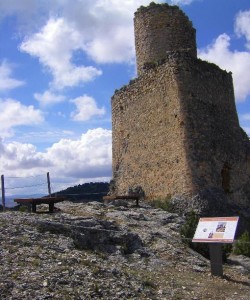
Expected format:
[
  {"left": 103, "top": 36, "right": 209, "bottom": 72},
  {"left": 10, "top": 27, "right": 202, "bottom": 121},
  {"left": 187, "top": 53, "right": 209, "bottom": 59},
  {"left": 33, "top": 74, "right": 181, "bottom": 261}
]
[
  {"left": 213, "top": 233, "right": 224, "bottom": 238},
  {"left": 208, "top": 232, "right": 214, "bottom": 238},
  {"left": 216, "top": 222, "right": 226, "bottom": 233}
]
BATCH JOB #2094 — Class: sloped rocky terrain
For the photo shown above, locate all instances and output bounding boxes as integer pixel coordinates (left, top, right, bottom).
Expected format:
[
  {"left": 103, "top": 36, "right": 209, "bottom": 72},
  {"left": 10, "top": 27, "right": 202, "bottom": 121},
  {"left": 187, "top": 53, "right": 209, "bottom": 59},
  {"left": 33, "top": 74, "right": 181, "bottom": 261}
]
[{"left": 0, "top": 201, "right": 250, "bottom": 299}]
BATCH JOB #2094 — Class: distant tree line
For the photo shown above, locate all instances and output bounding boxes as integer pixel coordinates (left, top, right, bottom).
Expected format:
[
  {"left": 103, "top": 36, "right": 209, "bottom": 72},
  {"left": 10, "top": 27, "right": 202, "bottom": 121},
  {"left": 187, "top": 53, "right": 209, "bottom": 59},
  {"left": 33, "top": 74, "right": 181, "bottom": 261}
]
[{"left": 52, "top": 182, "right": 110, "bottom": 203}]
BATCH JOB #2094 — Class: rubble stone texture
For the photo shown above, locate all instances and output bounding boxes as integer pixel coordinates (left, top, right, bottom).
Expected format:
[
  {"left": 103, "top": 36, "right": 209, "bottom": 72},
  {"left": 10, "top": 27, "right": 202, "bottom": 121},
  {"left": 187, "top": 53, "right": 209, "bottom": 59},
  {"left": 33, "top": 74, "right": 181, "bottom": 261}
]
[
  {"left": 111, "top": 2, "right": 250, "bottom": 214},
  {"left": 0, "top": 201, "right": 250, "bottom": 299}
]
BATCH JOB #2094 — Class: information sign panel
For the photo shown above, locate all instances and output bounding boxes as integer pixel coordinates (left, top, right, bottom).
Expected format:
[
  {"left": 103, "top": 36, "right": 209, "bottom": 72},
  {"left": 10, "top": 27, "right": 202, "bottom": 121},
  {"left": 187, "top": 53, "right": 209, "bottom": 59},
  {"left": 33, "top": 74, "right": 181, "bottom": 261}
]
[{"left": 192, "top": 216, "right": 239, "bottom": 243}]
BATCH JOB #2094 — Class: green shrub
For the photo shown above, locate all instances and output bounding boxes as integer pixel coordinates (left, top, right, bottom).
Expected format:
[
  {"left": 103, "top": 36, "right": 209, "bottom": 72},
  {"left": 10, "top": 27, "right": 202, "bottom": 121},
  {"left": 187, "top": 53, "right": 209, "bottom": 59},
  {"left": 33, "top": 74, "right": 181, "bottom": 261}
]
[
  {"left": 19, "top": 205, "right": 28, "bottom": 212},
  {"left": 151, "top": 196, "right": 173, "bottom": 212},
  {"left": 233, "top": 231, "right": 250, "bottom": 257},
  {"left": 180, "top": 211, "right": 199, "bottom": 241}
]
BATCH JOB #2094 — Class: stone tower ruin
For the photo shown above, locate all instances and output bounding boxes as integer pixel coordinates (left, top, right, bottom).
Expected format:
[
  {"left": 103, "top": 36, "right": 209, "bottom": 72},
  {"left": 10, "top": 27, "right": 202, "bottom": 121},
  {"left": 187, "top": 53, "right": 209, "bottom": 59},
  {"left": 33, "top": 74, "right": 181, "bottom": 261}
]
[{"left": 111, "top": 2, "right": 250, "bottom": 215}]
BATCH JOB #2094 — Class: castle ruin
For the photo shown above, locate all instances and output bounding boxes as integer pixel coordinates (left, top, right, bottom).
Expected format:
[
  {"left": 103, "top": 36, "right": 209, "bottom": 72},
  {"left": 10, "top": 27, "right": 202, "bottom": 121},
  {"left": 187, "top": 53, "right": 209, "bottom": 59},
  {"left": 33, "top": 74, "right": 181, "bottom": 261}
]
[{"left": 111, "top": 3, "right": 250, "bottom": 216}]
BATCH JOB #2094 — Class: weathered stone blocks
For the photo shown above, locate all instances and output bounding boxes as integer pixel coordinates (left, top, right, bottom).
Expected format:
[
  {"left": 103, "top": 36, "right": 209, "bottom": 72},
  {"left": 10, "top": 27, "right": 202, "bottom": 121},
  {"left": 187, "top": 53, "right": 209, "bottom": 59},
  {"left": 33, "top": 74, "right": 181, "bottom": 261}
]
[{"left": 111, "top": 2, "right": 250, "bottom": 217}]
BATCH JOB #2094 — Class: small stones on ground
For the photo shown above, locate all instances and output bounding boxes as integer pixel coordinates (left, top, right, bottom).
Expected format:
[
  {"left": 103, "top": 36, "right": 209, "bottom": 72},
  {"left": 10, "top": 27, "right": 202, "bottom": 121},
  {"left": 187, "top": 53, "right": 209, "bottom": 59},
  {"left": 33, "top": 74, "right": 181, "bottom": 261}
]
[{"left": 0, "top": 201, "right": 249, "bottom": 299}]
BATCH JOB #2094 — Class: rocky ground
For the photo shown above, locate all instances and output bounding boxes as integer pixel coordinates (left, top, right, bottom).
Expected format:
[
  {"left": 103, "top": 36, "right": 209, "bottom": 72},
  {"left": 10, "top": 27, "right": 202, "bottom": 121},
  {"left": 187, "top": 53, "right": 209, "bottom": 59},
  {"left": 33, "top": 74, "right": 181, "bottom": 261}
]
[{"left": 0, "top": 200, "right": 250, "bottom": 299}]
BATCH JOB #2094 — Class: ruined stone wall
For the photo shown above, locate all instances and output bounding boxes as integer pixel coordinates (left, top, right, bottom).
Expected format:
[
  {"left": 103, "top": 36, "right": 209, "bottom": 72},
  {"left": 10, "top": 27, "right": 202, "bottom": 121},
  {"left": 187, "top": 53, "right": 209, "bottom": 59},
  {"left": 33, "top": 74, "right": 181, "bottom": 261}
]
[
  {"left": 134, "top": 3, "right": 196, "bottom": 76},
  {"left": 177, "top": 57, "right": 250, "bottom": 207},
  {"left": 111, "top": 2, "right": 250, "bottom": 211},
  {"left": 112, "top": 59, "right": 193, "bottom": 199}
]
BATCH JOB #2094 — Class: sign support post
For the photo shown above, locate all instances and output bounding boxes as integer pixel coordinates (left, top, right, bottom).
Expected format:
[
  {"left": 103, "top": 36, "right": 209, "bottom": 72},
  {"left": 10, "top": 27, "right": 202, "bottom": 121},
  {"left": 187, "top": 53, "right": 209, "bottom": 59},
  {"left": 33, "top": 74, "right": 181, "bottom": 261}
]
[
  {"left": 209, "top": 243, "right": 223, "bottom": 277},
  {"left": 192, "top": 216, "right": 239, "bottom": 277}
]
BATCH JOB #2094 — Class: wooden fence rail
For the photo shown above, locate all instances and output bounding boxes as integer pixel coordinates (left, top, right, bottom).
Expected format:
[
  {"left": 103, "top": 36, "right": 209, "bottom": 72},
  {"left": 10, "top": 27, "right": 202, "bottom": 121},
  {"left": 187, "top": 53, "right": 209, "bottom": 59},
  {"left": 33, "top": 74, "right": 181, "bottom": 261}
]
[{"left": 1, "top": 172, "right": 52, "bottom": 210}]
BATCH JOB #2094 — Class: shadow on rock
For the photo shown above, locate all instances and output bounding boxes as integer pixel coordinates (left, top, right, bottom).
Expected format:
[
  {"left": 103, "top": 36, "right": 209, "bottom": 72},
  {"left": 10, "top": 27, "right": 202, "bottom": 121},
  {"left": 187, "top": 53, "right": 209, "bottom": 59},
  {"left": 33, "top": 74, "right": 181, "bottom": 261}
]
[{"left": 37, "top": 218, "right": 144, "bottom": 254}]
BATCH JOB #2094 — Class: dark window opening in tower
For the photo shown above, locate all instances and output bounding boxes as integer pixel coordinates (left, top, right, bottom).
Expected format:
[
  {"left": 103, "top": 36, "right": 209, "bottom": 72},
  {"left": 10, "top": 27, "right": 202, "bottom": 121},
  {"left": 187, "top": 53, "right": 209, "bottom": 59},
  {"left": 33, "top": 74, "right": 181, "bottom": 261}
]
[{"left": 221, "top": 163, "right": 231, "bottom": 193}]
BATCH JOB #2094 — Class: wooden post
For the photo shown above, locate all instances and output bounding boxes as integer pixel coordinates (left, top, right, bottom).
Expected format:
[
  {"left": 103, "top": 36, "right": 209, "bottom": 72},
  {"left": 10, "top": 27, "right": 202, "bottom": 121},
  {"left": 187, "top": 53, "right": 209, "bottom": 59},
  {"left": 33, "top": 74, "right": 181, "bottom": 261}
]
[
  {"left": 209, "top": 243, "right": 223, "bottom": 277},
  {"left": 1, "top": 174, "right": 6, "bottom": 211},
  {"left": 49, "top": 202, "right": 54, "bottom": 213},
  {"left": 32, "top": 203, "right": 36, "bottom": 213},
  {"left": 47, "top": 172, "right": 51, "bottom": 197}
]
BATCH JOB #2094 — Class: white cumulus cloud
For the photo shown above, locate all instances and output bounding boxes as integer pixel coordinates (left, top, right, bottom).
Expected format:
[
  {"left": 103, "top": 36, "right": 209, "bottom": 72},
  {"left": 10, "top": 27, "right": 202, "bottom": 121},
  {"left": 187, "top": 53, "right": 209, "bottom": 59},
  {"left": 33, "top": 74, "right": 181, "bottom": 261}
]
[
  {"left": 235, "top": 10, "right": 250, "bottom": 50},
  {"left": 0, "top": 128, "right": 112, "bottom": 193},
  {"left": 0, "top": 98, "right": 44, "bottom": 138},
  {"left": 0, "top": 141, "right": 51, "bottom": 170},
  {"left": 16, "top": 1, "right": 166, "bottom": 73},
  {"left": 198, "top": 10, "right": 250, "bottom": 102},
  {"left": 34, "top": 90, "right": 66, "bottom": 106},
  {"left": 53, "top": 0, "right": 162, "bottom": 64},
  {"left": 2, "top": 0, "right": 171, "bottom": 92},
  {"left": 20, "top": 18, "right": 102, "bottom": 89},
  {"left": 70, "top": 95, "right": 105, "bottom": 121},
  {"left": 0, "top": 61, "right": 25, "bottom": 92},
  {"left": 46, "top": 128, "right": 112, "bottom": 178}
]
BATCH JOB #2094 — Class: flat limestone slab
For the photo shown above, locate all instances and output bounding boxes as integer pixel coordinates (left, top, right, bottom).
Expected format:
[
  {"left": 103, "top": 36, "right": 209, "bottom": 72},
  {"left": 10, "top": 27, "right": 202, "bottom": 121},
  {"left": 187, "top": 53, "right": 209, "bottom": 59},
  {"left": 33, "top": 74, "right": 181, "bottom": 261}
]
[{"left": 103, "top": 195, "right": 140, "bottom": 206}]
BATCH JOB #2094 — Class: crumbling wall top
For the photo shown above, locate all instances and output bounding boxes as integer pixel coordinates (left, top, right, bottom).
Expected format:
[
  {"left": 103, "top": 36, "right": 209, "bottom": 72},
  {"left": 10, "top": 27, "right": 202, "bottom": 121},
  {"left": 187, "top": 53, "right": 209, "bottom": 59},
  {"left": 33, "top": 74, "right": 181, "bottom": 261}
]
[{"left": 134, "top": 2, "right": 197, "bottom": 76}]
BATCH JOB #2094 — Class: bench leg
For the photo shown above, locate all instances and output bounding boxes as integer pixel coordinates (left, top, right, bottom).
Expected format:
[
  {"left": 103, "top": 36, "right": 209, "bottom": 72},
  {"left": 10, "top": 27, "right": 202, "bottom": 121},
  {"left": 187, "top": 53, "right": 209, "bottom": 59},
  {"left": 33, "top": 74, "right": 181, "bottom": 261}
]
[
  {"left": 136, "top": 199, "right": 139, "bottom": 207},
  {"left": 49, "top": 202, "right": 54, "bottom": 213},
  {"left": 32, "top": 203, "right": 36, "bottom": 213},
  {"left": 27, "top": 204, "right": 32, "bottom": 212}
]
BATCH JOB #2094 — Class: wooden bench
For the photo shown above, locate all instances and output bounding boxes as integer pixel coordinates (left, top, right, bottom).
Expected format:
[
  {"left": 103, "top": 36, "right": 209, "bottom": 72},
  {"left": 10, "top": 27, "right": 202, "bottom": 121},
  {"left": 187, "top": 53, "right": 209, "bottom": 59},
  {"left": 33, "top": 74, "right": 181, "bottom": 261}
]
[
  {"left": 103, "top": 195, "right": 140, "bottom": 207},
  {"left": 14, "top": 197, "right": 65, "bottom": 213}
]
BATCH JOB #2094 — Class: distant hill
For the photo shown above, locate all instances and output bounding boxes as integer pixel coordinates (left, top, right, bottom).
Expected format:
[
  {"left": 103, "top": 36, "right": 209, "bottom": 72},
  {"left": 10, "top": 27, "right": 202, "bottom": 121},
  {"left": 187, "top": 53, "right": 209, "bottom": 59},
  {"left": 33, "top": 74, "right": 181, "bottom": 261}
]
[
  {"left": 4, "top": 194, "right": 47, "bottom": 208},
  {"left": 52, "top": 182, "right": 110, "bottom": 203}
]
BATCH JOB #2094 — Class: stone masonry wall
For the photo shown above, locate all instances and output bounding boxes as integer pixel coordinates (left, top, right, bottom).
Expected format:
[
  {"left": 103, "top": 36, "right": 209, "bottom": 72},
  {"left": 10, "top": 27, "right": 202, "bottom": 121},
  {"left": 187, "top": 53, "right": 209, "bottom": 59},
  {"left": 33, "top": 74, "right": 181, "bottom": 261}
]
[
  {"left": 134, "top": 2, "right": 196, "bottom": 76},
  {"left": 112, "top": 59, "right": 193, "bottom": 199},
  {"left": 111, "top": 2, "right": 250, "bottom": 211},
  {"left": 177, "top": 57, "right": 250, "bottom": 208}
]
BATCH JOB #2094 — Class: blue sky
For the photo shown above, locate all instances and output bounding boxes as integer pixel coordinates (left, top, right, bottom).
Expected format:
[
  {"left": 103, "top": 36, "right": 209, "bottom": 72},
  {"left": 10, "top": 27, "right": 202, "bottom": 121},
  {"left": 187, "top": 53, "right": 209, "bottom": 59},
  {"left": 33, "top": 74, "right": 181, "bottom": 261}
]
[{"left": 0, "top": 0, "right": 250, "bottom": 196}]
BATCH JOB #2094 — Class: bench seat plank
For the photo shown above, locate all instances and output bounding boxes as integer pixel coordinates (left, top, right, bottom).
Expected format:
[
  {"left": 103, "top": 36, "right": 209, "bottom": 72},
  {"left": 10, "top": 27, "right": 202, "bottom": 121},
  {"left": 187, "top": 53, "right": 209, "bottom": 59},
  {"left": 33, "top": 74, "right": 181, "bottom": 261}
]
[{"left": 14, "top": 197, "right": 65, "bottom": 213}]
